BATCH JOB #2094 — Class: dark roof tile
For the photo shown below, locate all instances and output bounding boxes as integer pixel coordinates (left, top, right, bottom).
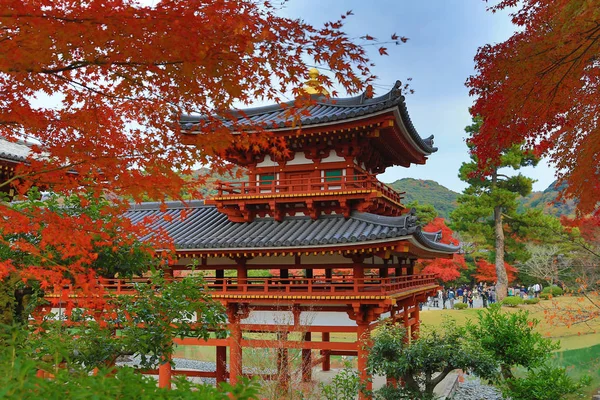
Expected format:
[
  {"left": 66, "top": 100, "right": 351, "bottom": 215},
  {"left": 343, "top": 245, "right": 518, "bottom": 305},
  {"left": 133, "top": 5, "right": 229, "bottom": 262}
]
[{"left": 125, "top": 201, "right": 458, "bottom": 254}]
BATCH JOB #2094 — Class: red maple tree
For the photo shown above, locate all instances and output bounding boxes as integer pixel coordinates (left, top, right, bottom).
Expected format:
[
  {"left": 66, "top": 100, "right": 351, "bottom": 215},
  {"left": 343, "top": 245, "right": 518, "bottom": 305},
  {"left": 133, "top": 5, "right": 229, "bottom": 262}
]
[
  {"left": 467, "top": 0, "right": 599, "bottom": 215},
  {"left": 473, "top": 259, "right": 518, "bottom": 284},
  {"left": 417, "top": 218, "right": 467, "bottom": 282},
  {"left": 0, "top": 1, "right": 391, "bottom": 304}
]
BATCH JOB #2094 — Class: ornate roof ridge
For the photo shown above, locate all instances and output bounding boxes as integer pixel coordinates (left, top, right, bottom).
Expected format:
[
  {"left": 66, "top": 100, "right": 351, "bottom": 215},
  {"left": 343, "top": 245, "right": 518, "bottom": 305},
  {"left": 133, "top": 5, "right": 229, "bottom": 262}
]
[{"left": 180, "top": 81, "right": 437, "bottom": 155}]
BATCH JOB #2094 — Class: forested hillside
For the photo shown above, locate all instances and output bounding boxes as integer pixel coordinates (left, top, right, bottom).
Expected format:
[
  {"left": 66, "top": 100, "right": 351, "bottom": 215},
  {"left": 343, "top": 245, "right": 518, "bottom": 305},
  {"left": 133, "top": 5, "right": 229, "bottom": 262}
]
[
  {"left": 516, "top": 181, "right": 576, "bottom": 217},
  {"left": 385, "top": 178, "right": 458, "bottom": 219}
]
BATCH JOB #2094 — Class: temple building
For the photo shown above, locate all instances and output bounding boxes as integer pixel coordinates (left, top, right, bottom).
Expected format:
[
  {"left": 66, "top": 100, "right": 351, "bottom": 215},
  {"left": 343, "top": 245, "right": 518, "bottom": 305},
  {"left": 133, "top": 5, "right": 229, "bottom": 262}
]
[
  {"left": 0, "top": 138, "right": 31, "bottom": 199},
  {"left": 120, "top": 75, "right": 459, "bottom": 398}
]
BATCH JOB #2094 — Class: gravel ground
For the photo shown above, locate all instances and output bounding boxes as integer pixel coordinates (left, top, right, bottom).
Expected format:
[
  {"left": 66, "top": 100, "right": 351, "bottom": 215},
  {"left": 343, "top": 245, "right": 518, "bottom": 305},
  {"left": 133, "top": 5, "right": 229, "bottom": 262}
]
[{"left": 450, "top": 377, "right": 505, "bottom": 400}]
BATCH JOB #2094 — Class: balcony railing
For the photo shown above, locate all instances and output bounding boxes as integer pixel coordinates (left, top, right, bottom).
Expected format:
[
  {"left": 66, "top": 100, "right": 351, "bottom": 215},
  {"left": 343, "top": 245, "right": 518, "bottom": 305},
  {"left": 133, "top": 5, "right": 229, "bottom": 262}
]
[
  {"left": 92, "top": 274, "right": 437, "bottom": 298},
  {"left": 212, "top": 174, "right": 404, "bottom": 205}
]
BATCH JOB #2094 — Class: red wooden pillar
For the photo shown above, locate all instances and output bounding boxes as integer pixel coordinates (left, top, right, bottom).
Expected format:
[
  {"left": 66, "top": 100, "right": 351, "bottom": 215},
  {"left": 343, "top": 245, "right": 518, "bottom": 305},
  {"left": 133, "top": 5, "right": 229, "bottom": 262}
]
[
  {"left": 403, "top": 304, "right": 410, "bottom": 344},
  {"left": 322, "top": 332, "right": 331, "bottom": 371},
  {"left": 357, "top": 320, "right": 372, "bottom": 400},
  {"left": 407, "top": 259, "right": 415, "bottom": 276},
  {"left": 237, "top": 266, "right": 247, "bottom": 286},
  {"left": 411, "top": 304, "right": 420, "bottom": 340},
  {"left": 216, "top": 346, "right": 227, "bottom": 383},
  {"left": 276, "top": 331, "right": 290, "bottom": 391},
  {"left": 301, "top": 332, "right": 312, "bottom": 382},
  {"left": 228, "top": 305, "right": 243, "bottom": 385},
  {"left": 158, "top": 357, "right": 172, "bottom": 389}
]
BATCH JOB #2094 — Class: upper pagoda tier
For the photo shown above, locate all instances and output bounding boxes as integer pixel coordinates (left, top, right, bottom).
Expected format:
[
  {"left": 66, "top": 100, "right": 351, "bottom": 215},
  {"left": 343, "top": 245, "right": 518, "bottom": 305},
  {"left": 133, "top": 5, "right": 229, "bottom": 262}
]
[
  {"left": 181, "top": 79, "right": 437, "bottom": 172},
  {"left": 180, "top": 76, "right": 437, "bottom": 222}
]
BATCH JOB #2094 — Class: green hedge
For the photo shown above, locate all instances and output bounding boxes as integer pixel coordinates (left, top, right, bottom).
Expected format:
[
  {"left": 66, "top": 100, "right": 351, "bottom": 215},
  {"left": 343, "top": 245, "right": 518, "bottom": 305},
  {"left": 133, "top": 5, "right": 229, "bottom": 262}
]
[
  {"left": 540, "top": 293, "right": 552, "bottom": 300},
  {"left": 502, "top": 296, "right": 524, "bottom": 307},
  {"left": 454, "top": 303, "right": 468, "bottom": 310},
  {"left": 524, "top": 298, "right": 540, "bottom": 305},
  {"left": 541, "top": 285, "right": 564, "bottom": 296}
]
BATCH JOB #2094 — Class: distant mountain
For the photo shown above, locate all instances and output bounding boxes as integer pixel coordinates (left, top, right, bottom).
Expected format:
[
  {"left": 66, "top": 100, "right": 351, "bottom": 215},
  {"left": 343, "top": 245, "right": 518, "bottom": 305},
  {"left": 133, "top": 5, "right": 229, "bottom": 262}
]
[
  {"left": 385, "top": 178, "right": 459, "bottom": 219},
  {"left": 517, "top": 181, "right": 576, "bottom": 217}
]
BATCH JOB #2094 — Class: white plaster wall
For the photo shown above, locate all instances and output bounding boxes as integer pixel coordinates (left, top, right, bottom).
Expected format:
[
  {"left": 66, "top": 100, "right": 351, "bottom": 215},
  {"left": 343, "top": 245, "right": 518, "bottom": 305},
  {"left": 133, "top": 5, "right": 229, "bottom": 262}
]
[
  {"left": 286, "top": 153, "right": 312, "bottom": 165},
  {"left": 256, "top": 154, "right": 278, "bottom": 168}
]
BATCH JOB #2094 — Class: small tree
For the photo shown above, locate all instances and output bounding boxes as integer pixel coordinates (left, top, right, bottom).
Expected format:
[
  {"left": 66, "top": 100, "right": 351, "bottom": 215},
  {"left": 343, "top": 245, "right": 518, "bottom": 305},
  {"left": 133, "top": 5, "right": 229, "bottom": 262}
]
[
  {"left": 368, "top": 320, "right": 497, "bottom": 398},
  {"left": 472, "top": 304, "right": 559, "bottom": 380}
]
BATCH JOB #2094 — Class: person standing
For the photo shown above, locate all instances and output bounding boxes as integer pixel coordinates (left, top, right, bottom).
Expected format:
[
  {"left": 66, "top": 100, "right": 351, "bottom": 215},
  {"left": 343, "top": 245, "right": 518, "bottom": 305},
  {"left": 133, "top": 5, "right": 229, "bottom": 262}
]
[
  {"left": 482, "top": 290, "right": 488, "bottom": 308},
  {"left": 448, "top": 288, "right": 455, "bottom": 309},
  {"left": 442, "top": 290, "right": 448, "bottom": 309},
  {"left": 467, "top": 290, "right": 474, "bottom": 308},
  {"left": 534, "top": 283, "right": 541, "bottom": 298}
]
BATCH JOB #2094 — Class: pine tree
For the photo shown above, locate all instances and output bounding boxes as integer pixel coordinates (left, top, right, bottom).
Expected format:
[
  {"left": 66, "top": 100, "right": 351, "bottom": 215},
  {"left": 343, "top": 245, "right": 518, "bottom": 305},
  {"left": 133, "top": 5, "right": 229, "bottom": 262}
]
[{"left": 451, "top": 116, "right": 538, "bottom": 300}]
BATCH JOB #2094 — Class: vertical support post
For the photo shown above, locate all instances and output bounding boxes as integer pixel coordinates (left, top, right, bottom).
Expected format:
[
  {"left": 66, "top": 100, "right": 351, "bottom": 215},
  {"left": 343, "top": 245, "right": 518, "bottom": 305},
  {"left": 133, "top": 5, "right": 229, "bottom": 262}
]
[
  {"left": 407, "top": 259, "right": 415, "bottom": 276},
  {"left": 216, "top": 269, "right": 224, "bottom": 287},
  {"left": 216, "top": 346, "right": 227, "bottom": 383},
  {"left": 237, "top": 266, "right": 247, "bottom": 287},
  {"left": 158, "top": 356, "right": 172, "bottom": 389},
  {"left": 411, "top": 303, "right": 420, "bottom": 340},
  {"left": 228, "top": 304, "right": 243, "bottom": 385},
  {"left": 403, "top": 304, "right": 410, "bottom": 344},
  {"left": 276, "top": 331, "right": 290, "bottom": 391},
  {"left": 325, "top": 268, "right": 332, "bottom": 280},
  {"left": 302, "top": 332, "right": 312, "bottom": 382},
  {"left": 305, "top": 268, "right": 313, "bottom": 279},
  {"left": 322, "top": 332, "right": 331, "bottom": 371},
  {"left": 353, "top": 263, "right": 364, "bottom": 293},
  {"left": 379, "top": 258, "right": 389, "bottom": 279},
  {"left": 280, "top": 268, "right": 289, "bottom": 285},
  {"left": 357, "top": 318, "right": 373, "bottom": 400}
]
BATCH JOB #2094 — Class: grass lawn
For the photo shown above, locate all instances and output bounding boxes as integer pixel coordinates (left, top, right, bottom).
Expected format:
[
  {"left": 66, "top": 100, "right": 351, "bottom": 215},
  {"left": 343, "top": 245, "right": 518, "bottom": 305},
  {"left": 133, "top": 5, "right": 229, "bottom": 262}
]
[
  {"left": 421, "top": 295, "right": 600, "bottom": 345},
  {"left": 420, "top": 295, "right": 600, "bottom": 398}
]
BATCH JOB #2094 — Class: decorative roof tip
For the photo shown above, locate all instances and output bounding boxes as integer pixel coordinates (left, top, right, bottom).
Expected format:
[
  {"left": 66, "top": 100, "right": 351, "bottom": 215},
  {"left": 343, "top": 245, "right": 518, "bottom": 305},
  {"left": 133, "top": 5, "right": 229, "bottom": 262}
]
[{"left": 302, "top": 67, "right": 329, "bottom": 96}]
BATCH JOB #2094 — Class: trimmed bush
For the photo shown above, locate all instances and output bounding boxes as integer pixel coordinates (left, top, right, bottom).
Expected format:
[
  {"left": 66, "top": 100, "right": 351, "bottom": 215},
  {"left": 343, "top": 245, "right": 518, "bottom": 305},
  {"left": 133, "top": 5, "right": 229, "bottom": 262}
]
[
  {"left": 541, "top": 285, "right": 564, "bottom": 296},
  {"left": 454, "top": 303, "right": 468, "bottom": 310},
  {"left": 524, "top": 298, "right": 540, "bottom": 305},
  {"left": 502, "top": 296, "right": 524, "bottom": 307},
  {"left": 539, "top": 293, "right": 552, "bottom": 300}
]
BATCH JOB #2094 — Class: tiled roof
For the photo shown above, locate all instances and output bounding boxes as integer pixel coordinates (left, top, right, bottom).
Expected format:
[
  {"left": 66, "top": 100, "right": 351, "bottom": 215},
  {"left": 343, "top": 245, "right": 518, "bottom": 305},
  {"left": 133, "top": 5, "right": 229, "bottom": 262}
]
[
  {"left": 0, "top": 138, "right": 31, "bottom": 163},
  {"left": 180, "top": 81, "right": 437, "bottom": 155},
  {"left": 125, "top": 201, "right": 458, "bottom": 254}
]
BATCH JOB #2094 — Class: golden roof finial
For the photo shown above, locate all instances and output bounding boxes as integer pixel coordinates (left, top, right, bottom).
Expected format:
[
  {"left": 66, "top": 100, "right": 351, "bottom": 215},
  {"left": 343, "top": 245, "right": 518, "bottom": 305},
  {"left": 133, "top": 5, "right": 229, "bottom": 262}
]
[{"left": 303, "top": 67, "right": 329, "bottom": 96}]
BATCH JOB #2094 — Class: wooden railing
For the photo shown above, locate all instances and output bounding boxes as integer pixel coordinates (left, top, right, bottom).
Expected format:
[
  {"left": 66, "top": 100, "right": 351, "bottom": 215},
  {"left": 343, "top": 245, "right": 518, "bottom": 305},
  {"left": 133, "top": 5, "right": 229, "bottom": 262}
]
[
  {"left": 95, "top": 274, "right": 437, "bottom": 297},
  {"left": 213, "top": 174, "right": 404, "bottom": 204}
]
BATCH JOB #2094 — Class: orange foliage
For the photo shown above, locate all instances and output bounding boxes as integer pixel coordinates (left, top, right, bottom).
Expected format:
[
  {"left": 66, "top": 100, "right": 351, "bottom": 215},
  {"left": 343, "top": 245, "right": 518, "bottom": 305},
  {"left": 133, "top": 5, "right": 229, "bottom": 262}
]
[
  {"left": 473, "top": 259, "right": 518, "bottom": 284},
  {"left": 417, "top": 218, "right": 466, "bottom": 282},
  {"left": 0, "top": 1, "right": 386, "bottom": 302},
  {"left": 467, "top": 0, "right": 600, "bottom": 215}
]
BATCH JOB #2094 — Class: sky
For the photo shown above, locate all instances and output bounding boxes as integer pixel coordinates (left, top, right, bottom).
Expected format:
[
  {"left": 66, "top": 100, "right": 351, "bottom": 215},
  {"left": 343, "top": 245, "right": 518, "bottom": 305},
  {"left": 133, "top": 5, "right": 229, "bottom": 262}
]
[{"left": 277, "top": 1, "right": 557, "bottom": 193}]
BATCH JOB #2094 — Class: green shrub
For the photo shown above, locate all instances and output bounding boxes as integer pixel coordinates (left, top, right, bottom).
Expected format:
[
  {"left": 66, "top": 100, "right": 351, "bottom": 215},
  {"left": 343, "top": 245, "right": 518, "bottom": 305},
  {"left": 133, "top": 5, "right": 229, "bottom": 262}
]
[
  {"left": 501, "top": 364, "right": 587, "bottom": 400},
  {"left": 524, "top": 298, "right": 540, "bottom": 305},
  {"left": 541, "top": 285, "right": 563, "bottom": 296},
  {"left": 319, "top": 363, "right": 359, "bottom": 400},
  {"left": 453, "top": 303, "right": 468, "bottom": 310},
  {"left": 501, "top": 296, "right": 524, "bottom": 307},
  {"left": 539, "top": 293, "right": 552, "bottom": 300}
]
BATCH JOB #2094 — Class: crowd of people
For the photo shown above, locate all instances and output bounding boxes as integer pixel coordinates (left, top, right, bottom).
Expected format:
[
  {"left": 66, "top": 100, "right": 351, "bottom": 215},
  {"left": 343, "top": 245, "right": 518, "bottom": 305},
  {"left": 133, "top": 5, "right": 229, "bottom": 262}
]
[{"left": 427, "top": 282, "right": 545, "bottom": 309}]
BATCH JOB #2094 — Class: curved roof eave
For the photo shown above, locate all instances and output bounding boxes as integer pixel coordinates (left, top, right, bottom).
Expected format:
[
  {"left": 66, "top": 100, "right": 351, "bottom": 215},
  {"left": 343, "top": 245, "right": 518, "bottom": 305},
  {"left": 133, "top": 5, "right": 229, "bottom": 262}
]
[{"left": 180, "top": 81, "right": 437, "bottom": 156}]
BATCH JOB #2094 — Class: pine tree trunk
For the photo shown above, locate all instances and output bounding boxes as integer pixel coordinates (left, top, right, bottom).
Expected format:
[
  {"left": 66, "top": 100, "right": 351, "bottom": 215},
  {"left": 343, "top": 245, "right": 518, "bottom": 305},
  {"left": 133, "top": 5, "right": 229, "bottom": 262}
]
[
  {"left": 492, "top": 170, "right": 508, "bottom": 301},
  {"left": 494, "top": 204, "right": 508, "bottom": 301}
]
